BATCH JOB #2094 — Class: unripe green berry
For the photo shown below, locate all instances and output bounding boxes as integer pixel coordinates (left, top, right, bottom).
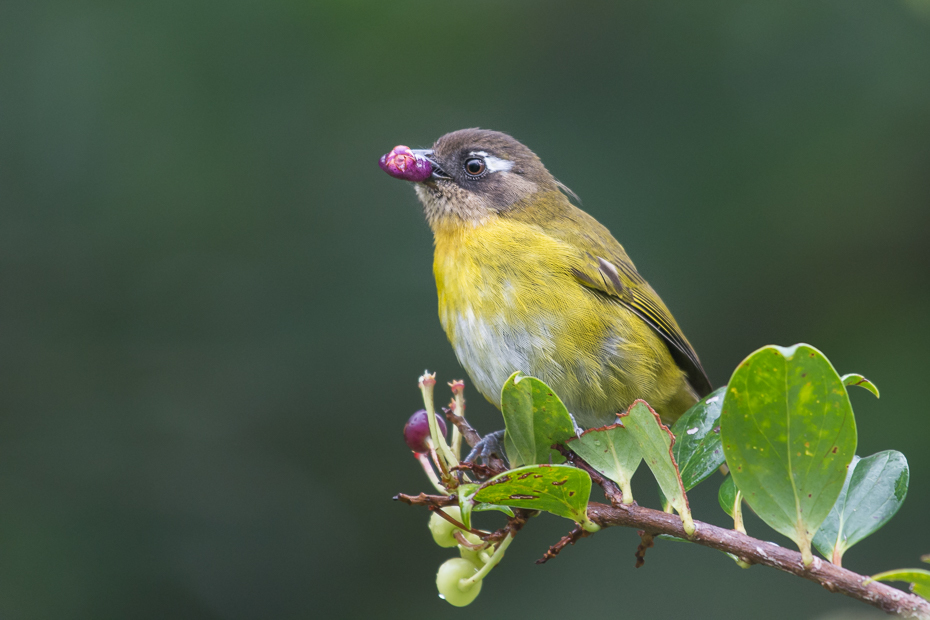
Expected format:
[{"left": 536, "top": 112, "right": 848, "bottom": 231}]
[
  {"left": 457, "top": 532, "right": 488, "bottom": 565},
  {"left": 428, "top": 508, "right": 462, "bottom": 548},
  {"left": 458, "top": 545, "right": 482, "bottom": 565},
  {"left": 436, "top": 558, "right": 482, "bottom": 607}
]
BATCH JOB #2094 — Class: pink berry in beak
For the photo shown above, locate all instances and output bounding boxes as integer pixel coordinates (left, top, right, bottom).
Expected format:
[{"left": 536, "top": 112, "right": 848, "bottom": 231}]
[{"left": 379, "top": 145, "right": 433, "bottom": 182}]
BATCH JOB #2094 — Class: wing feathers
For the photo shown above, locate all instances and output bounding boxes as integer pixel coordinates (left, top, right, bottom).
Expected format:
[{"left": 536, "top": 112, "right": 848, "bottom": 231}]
[{"left": 574, "top": 254, "right": 713, "bottom": 398}]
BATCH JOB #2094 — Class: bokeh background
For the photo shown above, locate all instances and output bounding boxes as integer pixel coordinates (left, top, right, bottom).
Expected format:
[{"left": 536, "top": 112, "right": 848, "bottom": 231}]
[{"left": 2, "top": 1, "right": 929, "bottom": 618}]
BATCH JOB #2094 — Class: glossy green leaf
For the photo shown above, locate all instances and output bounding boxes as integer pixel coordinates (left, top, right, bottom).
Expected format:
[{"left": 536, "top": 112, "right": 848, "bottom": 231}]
[
  {"left": 721, "top": 344, "right": 857, "bottom": 566},
  {"left": 670, "top": 386, "right": 727, "bottom": 491},
  {"left": 813, "top": 450, "right": 909, "bottom": 566},
  {"left": 473, "top": 464, "right": 592, "bottom": 526},
  {"left": 620, "top": 400, "right": 694, "bottom": 535},
  {"left": 458, "top": 483, "right": 515, "bottom": 530},
  {"left": 500, "top": 373, "right": 576, "bottom": 467},
  {"left": 566, "top": 422, "right": 641, "bottom": 504},
  {"left": 841, "top": 373, "right": 880, "bottom": 399},
  {"left": 869, "top": 569, "right": 930, "bottom": 600},
  {"left": 718, "top": 475, "right": 738, "bottom": 518}
]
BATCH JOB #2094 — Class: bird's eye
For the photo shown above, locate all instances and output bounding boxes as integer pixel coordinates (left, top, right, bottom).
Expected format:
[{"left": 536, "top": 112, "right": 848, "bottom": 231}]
[{"left": 464, "top": 158, "right": 486, "bottom": 177}]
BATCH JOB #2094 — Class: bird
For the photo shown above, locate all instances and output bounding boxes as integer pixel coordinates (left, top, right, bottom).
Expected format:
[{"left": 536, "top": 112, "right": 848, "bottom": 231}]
[{"left": 379, "top": 128, "right": 712, "bottom": 438}]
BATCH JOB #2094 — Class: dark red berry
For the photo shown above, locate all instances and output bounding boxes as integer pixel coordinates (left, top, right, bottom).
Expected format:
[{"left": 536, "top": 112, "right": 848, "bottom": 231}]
[{"left": 404, "top": 409, "right": 447, "bottom": 453}]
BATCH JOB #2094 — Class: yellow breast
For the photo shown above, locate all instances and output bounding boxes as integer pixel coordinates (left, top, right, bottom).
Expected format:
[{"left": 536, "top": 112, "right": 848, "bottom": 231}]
[{"left": 430, "top": 215, "right": 683, "bottom": 427}]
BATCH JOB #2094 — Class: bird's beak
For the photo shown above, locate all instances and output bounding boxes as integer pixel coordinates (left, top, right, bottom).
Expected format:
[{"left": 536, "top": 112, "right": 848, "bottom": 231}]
[
  {"left": 379, "top": 145, "right": 450, "bottom": 182},
  {"left": 410, "top": 149, "right": 451, "bottom": 180}
]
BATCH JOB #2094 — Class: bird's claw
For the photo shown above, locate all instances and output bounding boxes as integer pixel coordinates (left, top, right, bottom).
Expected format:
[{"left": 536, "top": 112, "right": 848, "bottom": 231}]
[{"left": 465, "top": 430, "right": 508, "bottom": 470}]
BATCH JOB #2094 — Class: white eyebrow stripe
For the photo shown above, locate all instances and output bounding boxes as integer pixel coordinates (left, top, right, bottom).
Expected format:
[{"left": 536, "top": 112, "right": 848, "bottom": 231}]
[
  {"left": 468, "top": 151, "right": 513, "bottom": 173},
  {"left": 467, "top": 154, "right": 511, "bottom": 174},
  {"left": 484, "top": 156, "right": 513, "bottom": 173}
]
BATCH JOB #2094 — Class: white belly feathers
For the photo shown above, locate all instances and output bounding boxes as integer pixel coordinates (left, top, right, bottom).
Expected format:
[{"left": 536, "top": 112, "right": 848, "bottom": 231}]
[{"left": 446, "top": 304, "right": 564, "bottom": 408}]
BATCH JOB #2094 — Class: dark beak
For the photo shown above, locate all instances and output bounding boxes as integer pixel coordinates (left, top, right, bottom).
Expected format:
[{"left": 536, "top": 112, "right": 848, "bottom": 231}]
[{"left": 411, "top": 149, "right": 451, "bottom": 180}]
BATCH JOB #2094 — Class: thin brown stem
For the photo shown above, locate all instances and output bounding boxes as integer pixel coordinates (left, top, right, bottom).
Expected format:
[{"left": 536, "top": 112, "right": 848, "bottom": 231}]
[
  {"left": 557, "top": 444, "right": 624, "bottom": 506},
  {"left": 445, "top": 409, "right": 482, "bottom": 449},
  {"left": 454, "top": 530, "right": 485, "bottom": 549},
  {"left": 430, "top": 506, "right": 486, "bottom": 537},
  {"left": 393, "top": 492, "right": 456, "bottom": 508},
  {"left": 634, "top": 531, "right": 655, "bottom": 568},
  {"left": 536, "top": 523, "right": 589, "bottom": 564}
]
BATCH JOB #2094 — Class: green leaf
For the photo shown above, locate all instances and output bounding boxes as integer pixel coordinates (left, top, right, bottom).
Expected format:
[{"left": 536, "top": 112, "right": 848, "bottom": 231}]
[
  {"left": 718, "top": 475, "right": 747, "bottom": 535},
  {"left": 721, "top": 344, "right": 857, "bottom": 566},
  {"left": 457, "top": 483, "right": 479, "bottom": 530},
  {"left": 566, "top": 422, "right": 641, "bottom": 504},
  {"left": 841, "top": 373, "right": 880, "bottom": 399},
  {"left": 473, "top": 503, "right": 515, "bottom": 517},
  {"left": 718, "top": 475, "right": 738, "bottom": 518},
  {"left": 670, "top": 386, "right": 727, "bottom": 491},
  {"left": 457, "top": 483, "right": 515, "bottom": 530},
  {"left": 869, "top": 569, "right": 930, "bottom": 600},
  {"left": 619, "top": 400, "right": 694, "bottom": 535},
  {"left": 473, "top": 464, "right": 592, "bottom": 526},
  {"left": 813, "top": 450, "right": 909, "bottom": 566},
  {"left": 456, "top": 483, "right": 513, "bottom": 528},
  {"left": 500, "top": 373, "right": 576, "bottom": 467}
]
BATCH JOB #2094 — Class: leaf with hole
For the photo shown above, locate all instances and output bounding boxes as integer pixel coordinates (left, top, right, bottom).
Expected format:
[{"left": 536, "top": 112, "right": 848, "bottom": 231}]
[
  {"left": 500, "top": 373, "right": 576, "bottom": 467},
  {"left": 566, "top": 422, "right": 641, "bottom": 504},
  {"left": 473, "top": 464, "right": 593, "bottom": 527},
  {"left": 720, "top": 344, "right": 857, "bottom": 566},
  {"left": 813, "top": 450, "right": 908, "bottom": 566},
  {"left": 619, "top": 400, "right": 694, "bottom": 535}
]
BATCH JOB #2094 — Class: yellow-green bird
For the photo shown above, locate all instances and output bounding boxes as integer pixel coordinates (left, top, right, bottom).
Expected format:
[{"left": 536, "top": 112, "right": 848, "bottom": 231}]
[{"left": 380, "top": 129, "right": 712, "bottom": 436}]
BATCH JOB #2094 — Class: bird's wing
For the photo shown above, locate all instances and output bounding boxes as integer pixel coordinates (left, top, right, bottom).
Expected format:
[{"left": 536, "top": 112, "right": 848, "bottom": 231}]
[
  {"left": 569, "top": 250, "right": 713, "bottom": 398},
  {"left": 507, "top": 195, "right": 713, "bottom": 397}
]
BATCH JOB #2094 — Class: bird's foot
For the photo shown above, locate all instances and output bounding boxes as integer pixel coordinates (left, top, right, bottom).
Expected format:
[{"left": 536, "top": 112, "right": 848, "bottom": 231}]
[{"left": 465, "top": 429, "right": 508, "bottom": 471}]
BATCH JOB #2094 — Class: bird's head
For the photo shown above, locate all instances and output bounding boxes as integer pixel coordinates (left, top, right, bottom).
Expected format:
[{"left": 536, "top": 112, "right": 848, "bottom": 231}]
[{"left": 380, "top": 129, "right": 576, "bottom": 229}]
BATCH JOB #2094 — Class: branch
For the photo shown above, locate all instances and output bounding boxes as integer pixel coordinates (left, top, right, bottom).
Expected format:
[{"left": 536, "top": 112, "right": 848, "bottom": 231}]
[
  {"left": 587, "top": 502, "right": 930, "bottom": 618},
  {"left": 634, "top": 530, "right": 654, "bottom": 568},
  {"left": 393, "top": 492, "right": 456, "bottom": 508},
  {"left": 396, "top": 490, "right": 930, "bottom": 618},
  {"left": 430, "top": 506, "right": 486, "bottom": 537},
  {"left": 445, "top": 409, "right": 482, "bottom": 449},
  {"left": 536, "top": 523, "right": 589, "bottom": 564},
  {"left": 556, "top": 444, "right": 624, "bottom": 506}
]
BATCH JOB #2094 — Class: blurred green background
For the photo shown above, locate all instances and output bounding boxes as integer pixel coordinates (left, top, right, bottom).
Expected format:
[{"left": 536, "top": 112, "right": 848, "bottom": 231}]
[{"left": 2, "top": 0, "right": 929, "bottom": 618}]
